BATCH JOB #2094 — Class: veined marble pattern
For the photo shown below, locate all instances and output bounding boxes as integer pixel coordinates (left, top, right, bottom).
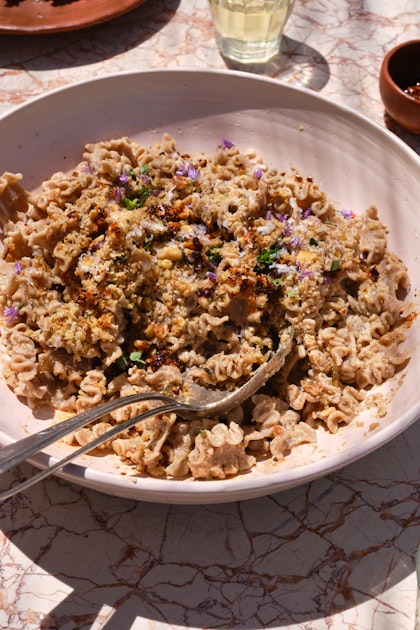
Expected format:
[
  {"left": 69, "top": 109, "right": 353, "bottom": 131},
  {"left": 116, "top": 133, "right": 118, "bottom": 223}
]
[{"left": 0, "top": 1, "right": 419, "bottom": 629}]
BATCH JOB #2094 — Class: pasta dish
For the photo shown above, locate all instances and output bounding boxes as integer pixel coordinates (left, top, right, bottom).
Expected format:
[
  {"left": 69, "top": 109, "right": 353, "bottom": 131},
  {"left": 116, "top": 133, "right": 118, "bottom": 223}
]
[{"left": 0, "top": 135, "right": 411, "bottom": 479}]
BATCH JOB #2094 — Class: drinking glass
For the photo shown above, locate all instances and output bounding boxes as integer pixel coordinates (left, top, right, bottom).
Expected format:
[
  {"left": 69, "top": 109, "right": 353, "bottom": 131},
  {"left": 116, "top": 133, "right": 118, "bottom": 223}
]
[{"left": 208, "top": 0, "right": 295, "bottom": 64}]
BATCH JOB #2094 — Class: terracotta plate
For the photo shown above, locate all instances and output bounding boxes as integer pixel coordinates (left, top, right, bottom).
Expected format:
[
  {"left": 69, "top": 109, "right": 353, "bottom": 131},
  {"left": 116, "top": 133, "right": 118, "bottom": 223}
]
[{"left": 0, "top": 0, "right": 147, "bottom": 35}]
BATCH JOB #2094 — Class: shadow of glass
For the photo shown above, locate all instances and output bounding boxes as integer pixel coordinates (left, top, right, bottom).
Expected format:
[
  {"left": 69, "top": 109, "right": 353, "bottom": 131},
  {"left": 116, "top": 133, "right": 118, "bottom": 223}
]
[
  {"left": 1, "top": 420, "right": 418, "bottom": 629},
  {"left": 0, "top": 0, "right": 181, "bottom": 70},
  {"left": 221, "top": 36, "right": 330, "bottom": 93}
]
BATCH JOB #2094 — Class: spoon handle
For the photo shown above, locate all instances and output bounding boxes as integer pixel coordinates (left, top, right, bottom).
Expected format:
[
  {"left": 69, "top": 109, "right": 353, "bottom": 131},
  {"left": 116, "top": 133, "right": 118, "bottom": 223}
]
[
  {"left": 0, "top": 401, "right": 182, "bottom": 502},
  {"left": 0, "top": 392, "right": 174, "bottom": 475}
]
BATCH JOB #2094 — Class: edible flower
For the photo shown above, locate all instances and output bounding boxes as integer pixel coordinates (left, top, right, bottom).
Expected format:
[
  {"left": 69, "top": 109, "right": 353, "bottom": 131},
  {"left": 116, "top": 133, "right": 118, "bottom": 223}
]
[
  {"left": 175, "top": 161, "right": 200, "bottom": 181},
  {"left": 118, "top": 173, "right": 130, "bottom": 185},
  {"left": 14, "top": 261, "right": 23, "bottom": 275},
  {"left": 298, "top": 269, "right": 313, "bottom": 281},
  {"left": 113, "top": 187, "right": 125, "bottom": 202},
  {"left": 221, "top": 138, "right": 235, "bottom": 149},
  {"left": 340, "top": 208, "right": 355, "bottom": 219},
  {"left": 276, "top": 214, "right": 291, "bottom": 235},
  {"left": 80, "top": 162, "right": 94, "bottom": 174},
  {"left": 3, "top": 306, "right": 19, "bottom": 325},
  {"left": 255, "top": 167, "right": 263, "bottom": 179},
  {"left": 289, "top": 235, "right": 300, "bottom": 248},
  {"left": 206, "top": 271, "right": 218, "bottom": 282},
  {"left": 303, "top": 208, "right": 313, "bottom": 218}
]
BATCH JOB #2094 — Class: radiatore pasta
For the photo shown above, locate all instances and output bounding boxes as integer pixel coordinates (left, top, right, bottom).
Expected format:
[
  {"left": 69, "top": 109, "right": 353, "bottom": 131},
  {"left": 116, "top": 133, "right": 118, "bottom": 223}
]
[{"left": 0, "top": 135, "right": 411, "bottom": 479}]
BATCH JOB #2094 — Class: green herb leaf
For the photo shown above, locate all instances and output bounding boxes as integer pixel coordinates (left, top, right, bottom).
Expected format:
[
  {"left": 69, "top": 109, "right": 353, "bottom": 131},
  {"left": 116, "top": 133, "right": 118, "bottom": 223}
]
[
  {"left": 116, "top": 351, "right": 145, "bottom": 372},
  {"left": 270, "top": 277, "right": 284, "bottom": 289},
  {"left": 309, "top": 237, "right": 319, "bottom": 246},
  {"left": 144, "top": 234, "right": 154, "bottom": 249},
  {"left": 140, "top": 164, "right": 149, "bottom": 174},
  {"left": 123, "top": 186, "right": 150, "bottom": 210},
  {"left": 129, "top": 351, "right": 145, "bottom": 367},
  {"left": 206, "top": 245, "right": 222, "bottom": 265},
  {"left": 123, "top": 197, "right": 141, "bottom": 210},
  {"left": 330, "top": 259, "right": 341, "bottom": 272},
  {"left": 256, "top": 245, "right": 281, "bottom": 267},
  {"left": 254, "top": 245, "right": 282, "bottom": 275},
  {"left": 114, "top": 254, "right": 128, "bottom": 263}
]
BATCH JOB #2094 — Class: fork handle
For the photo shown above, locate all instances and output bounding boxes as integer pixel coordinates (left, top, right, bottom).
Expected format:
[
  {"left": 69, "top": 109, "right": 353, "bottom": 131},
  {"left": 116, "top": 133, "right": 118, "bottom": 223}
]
[
  {"left": 0, "top": 392, "right": 176, "bottom": 475},
  {"left": 0, "top": 401, "right": 183, "bottom": 502}
]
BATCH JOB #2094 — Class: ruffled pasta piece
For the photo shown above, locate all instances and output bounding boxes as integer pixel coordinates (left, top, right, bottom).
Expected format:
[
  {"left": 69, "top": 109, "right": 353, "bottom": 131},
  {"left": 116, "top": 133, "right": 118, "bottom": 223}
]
[
  {"left": 112, "top": 413, "right": 177, "bottom": 475},
  {"left": 188, "top": 422, "right": 255, "bottom": 479}
]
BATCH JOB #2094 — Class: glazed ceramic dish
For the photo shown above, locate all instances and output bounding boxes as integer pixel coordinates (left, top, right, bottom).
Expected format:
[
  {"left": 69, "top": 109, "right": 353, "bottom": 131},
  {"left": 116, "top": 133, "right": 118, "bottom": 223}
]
[
  {"left": 379, "top": 39, "right": 420, "bottom": 134},
  {"left": 0, "top": 69, "right": 418, "bottom": 504},
  {"left": 0, "top": 0, "right": 146, "bottom": 35}
]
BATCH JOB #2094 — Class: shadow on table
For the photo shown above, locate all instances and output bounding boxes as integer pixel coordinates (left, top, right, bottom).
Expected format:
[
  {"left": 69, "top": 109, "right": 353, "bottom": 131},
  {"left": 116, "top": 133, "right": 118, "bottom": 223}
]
[
  {"left": 1, "top": 419, "right": 419, "bottom": 630},
  {"left": 221, "top": 35, "right": 330, "bottom": 93},
  {"left": 0, "top": 0, "right": 181, "bottom": 70},
  {"left": 382, "top": 112, "right": 420, "bottom": 156}
]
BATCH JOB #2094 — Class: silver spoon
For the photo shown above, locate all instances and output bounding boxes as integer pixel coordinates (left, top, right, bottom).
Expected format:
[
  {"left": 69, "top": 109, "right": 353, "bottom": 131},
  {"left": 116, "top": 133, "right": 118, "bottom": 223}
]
[{"left": 0, "top": 326, "right": 293, "bottom": 500}]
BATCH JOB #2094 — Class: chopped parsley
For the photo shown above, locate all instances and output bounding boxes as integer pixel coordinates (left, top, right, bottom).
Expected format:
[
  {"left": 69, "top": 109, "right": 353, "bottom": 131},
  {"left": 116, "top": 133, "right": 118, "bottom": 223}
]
[
  {"left": 144, "top": 234, "right": 154, "bottom": 249},
  {"left": 116, "top": 351, "right": 145, "bottom": 371},
  {"left": 129, "top": 351, "right": 145, "bottom": 367},
  {"left": 123, "top": 198, "right": 141, "bottom": 210},
  {"left": 206, "top": 245, "right": 222, "bottom": 265},
  {"left": 254, "top": 244, "right": 281, "bottom": 273},
  {"left": 330, "top": 259, "right": 341, "bottom": 272},
  {"left": 123, "top": 186, "right": 150, "bottom": 210}
]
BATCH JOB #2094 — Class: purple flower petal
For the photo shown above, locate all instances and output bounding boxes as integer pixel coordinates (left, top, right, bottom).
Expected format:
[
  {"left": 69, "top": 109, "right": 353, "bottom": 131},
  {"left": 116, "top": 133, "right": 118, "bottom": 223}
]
[
  {"left": 303, "top": 208, "right": 313, "bottom": 218},
  {"left": 298, "top": 270, "right": 313, "bottom": 280},
  {"left": 289, "top": 235, "right": 300, "bottom": 248},
  {"left": 14, "top": 261, "right": 23, "bottom": 275},
  {"left": 275, "top": 213, "right": 291, "bottom": 235},
  {"left": 340, "top": 208, "right": 355, "bottom": 219},
  {"left": 113, "top": 186, "right": 125, "bottom": 202},
  {"left": 118, "top": 173, "right": 129, "bottom": 185},
  {"left": 3, "top": 306, "right": 19, "bottom": 325},
  {"left": 255, "top": 167, "right": 263, "bottom": 179},
  {"left": 175, "top": 162, "right": 189, "bottom": 177},
  {"left": 283, "top": 221, "right": 291, "bottom": 236},
  {"left": 187, "top": 164, "right": 200, "bottom": 181},
  {"left": 175, "top": 161, "right": 200, "bottom": 181},
  {"left": 221, "top": 138, "right": 235, "bottom": 149},
  {"left": 265, "top": 210, "right": 272, "bottom": 221},
  {"left": 206, "top": 271, "right": 218, "bottom": 282},
  {"left": 80, "top": 162, "right": 94, "bottom": 174}
]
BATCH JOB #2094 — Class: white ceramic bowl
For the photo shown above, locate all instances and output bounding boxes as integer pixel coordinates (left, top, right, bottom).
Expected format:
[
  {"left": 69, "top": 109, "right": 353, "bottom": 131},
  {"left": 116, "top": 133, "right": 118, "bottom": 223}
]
[{"left": 0, "top": 69, "right": 418, "bottom": 504}]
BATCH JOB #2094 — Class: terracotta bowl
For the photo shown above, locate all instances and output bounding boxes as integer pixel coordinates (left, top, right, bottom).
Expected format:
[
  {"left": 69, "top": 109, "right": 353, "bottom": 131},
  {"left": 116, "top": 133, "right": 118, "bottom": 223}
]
[{"left": 379, "top": 40, "right": 420, "bottom": 134}]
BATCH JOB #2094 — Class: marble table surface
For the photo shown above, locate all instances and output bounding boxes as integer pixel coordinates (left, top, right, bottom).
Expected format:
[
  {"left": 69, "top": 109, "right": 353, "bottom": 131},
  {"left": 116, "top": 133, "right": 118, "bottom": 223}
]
[{"left": 0, "top": 1, "right": 419, "bottom": 628}]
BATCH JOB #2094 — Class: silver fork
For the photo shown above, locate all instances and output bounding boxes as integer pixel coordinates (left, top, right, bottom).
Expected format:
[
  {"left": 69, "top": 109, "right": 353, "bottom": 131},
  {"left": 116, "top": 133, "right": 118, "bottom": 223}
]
[{"left": 0, "top": 327, "right": 293, "bottom": 501}]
